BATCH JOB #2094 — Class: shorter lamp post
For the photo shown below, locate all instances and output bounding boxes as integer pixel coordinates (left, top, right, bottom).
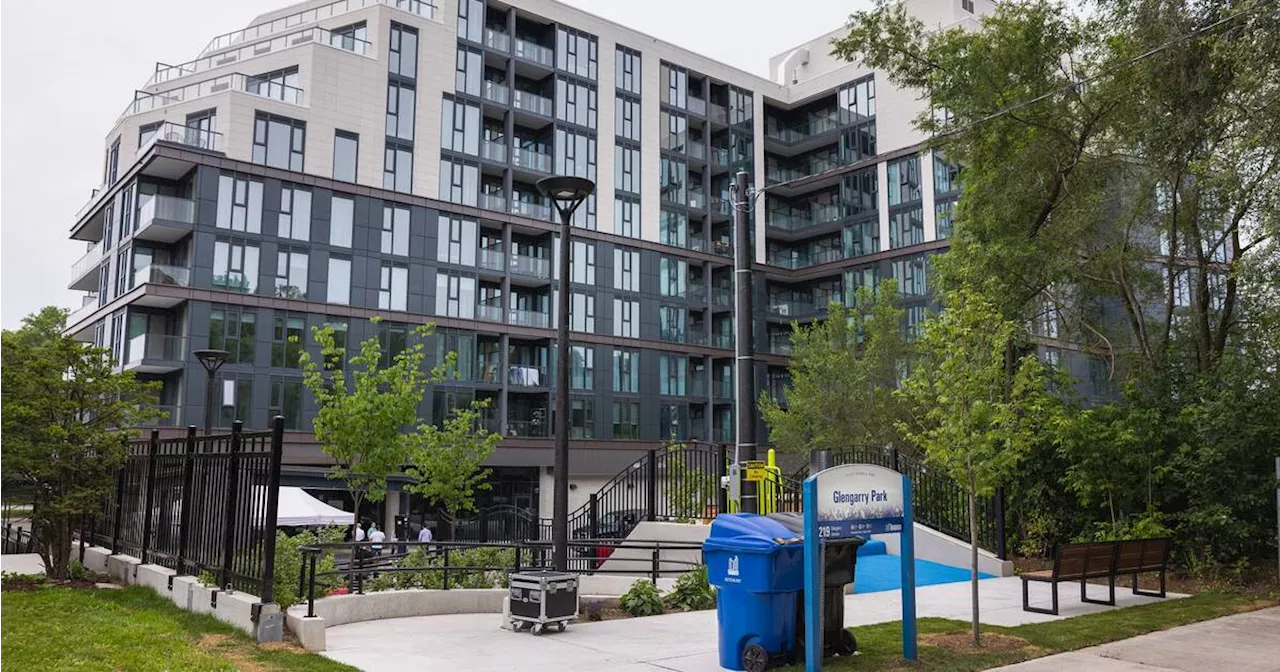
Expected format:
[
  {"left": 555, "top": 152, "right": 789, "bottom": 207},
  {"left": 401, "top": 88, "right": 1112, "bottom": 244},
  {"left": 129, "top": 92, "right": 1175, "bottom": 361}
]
[
  {"left": 535, "top": 175, "right": 595, "bottom": 573},
  {"left": 194, "top": 349, "right": 230, "bottom": 434}
]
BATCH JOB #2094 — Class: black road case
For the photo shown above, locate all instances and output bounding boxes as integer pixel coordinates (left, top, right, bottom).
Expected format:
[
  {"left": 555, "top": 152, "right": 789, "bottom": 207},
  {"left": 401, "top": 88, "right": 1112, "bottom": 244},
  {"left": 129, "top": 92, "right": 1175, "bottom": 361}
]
[{"left": 509, "top": 570, "right": 579, "bottom": 635}]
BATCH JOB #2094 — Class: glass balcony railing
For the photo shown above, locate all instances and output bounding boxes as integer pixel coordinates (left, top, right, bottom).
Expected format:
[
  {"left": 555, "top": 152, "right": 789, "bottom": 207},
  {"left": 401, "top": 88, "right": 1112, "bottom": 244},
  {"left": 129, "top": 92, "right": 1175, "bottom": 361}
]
[
  {"left": 766, "top": 204, "right": 845, "bottom": 232},
  {"left": 123, "top": 334, "right": 187, "bottom": 367},
  {"left": 476, "top": 304, "right": 504, "bottom": 322},
  {"left": 478, "top": 248, "right": 505, "bottom": 271},
  {"left": 514, "top": 38, "right": 553, "bottom": 67},
  {"left": 137, "top": 194, "right": 196, "bottom": 229},
  {"left": 66, "top": 295, "right": 100, "bottom": 327},
  {"left": 483, "top": 80, "right": 509, "bottom": 105},
  {"left": 511, "top": 148, "right": 552, "bottom": 173},
  {"left": 510, "top": 200, "right": 552, "bottom": 221},
  {"left": 148, "top": 24, "right": 373, "bottom": 88},
  {"left": 713, "top": 241, "right": 734, "bottom": 258},
  {"left": 660, "top": 326, "right": 687, "bottom": 344},
  {"left": 507, "top": 419, "right": 550, "bottom": 438},
  {"left": 768, "top": 332, "right": 793, "bottom": 355},
  {"left": 765, "top": 110, "right": 850, "bottom": 144},
  {"left": 712, "top": 287, "right": 733, "bottom": 308},
  {"left": 510, "top": 254, "right": 551, "bottom": 279},
  {"left": 512, "top": 90, "right": 553, "bottom": 117},
  {"left": 687, "top": 331, "right": 709, "bottom": 346},
  {"left": 688, "top": 284, "right": 707, "bottom": 303},
  {"left": 139, "top": 122, "right": 223, "bottom": 155},
  {"left": 714, "top": 379, "right": 733, "bottom": 399},
  {"left": 768, "top": 295, "right": 839, "bottom": 318},
  {"left": 712, "top": 332, "right": 734, "bottom": 349},
  {"left": 134, "top": 263, "right": 191, "bottom": 288},
  {"left": 687, "top": 95, "right": 707, "bottom": 116},
  {"left": 508, "top": 309, "right": 550, "bottom": 328},
  {"left": 484, "top": 28, "right": 511, "bottom": 52},
  {"left": 708, "top": 103, "right": 728, "bottom": 124},
  {"left": 767, "top": 247, "right": 847, "bottom": 270},
  {"left": 121, "top": 73, "right": 304, "bottom": 123},
  {"left": 480, "top": 192, "right": 509, "bottom": 213},
  {"left": 196, "top": 0, "right": 436, "bottom": 59},
  {"left": 70, "top": 243, "right": 103, "bottom": 284},
  {"left": 482, "top": 140, "right": 507, "bottom": 163},
  {"left": 711, "top": 147, "right": 731, "bottom": 167},
  {"left": 689, "top": 378, "right": 707, "bottom": 398},
  {"left": 507, "top": 364, "right": 548, "bottom": 386}
]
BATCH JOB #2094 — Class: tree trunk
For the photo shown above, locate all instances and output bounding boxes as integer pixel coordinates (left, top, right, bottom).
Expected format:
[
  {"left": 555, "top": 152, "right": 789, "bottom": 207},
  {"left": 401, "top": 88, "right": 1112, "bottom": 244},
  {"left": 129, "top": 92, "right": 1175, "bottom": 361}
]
[{"left": 968, "top": 477, "right": 981, "bottom": 647}]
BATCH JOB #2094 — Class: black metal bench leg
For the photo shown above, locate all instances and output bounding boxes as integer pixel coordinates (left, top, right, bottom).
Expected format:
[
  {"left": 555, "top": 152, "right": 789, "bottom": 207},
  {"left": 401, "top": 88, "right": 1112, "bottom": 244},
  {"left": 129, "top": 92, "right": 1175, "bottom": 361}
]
[
  {"left": 1022, "top": 578, "right": 1059, "bottom": 615},
  {"left": 1132, "top": 570, "right": 1168, "bottom": 598},
  {"left": 1081, "top": 577, "right": 1115, "bottom": 606}
]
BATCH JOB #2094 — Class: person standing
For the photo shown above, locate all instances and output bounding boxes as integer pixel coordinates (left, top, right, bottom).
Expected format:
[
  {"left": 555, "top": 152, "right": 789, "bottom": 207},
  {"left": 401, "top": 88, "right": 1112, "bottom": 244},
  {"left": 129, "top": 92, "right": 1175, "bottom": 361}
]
[
  {"left": 417, "top": 525, "right": 433, "bottom": 544},
  {"left": 368, "top": 522, "right": 386, "bottom": 557}
]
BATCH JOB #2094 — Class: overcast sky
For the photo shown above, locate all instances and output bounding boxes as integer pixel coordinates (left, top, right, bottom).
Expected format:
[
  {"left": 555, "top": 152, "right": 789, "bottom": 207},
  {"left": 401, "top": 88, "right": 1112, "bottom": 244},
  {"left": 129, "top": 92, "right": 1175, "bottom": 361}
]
[{"left": 0, "top": 0, "right": 863, "bottom": 329}]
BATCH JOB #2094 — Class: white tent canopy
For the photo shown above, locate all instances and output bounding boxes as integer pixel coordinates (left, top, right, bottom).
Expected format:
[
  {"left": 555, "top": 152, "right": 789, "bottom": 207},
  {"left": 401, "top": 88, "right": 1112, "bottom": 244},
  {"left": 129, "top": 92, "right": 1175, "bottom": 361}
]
[{"left": 273, "top": 487, "right": 354, "bottom": 527}]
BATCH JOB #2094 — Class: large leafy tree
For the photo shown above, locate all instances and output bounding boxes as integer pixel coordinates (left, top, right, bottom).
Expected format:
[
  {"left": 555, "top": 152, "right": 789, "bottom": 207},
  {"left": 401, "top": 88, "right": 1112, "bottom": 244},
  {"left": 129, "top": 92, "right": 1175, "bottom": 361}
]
[
  {"left": 1, "top": 307, "right": 161, "bottom": 579},
  {"left": 403, "top": 400, "right": 502, "bottom": 522},
  {"left": 760, "top": 280, "right": 911, "bottom": 455}
]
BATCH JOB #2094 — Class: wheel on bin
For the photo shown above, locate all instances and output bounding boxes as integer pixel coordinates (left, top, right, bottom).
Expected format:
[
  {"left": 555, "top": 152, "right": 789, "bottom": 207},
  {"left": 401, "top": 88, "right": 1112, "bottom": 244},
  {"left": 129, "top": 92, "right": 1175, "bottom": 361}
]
[
  {"left": 531, "top": 623, "right": 545, "bottom": 636},
  {"left": 839, "top": 629, "right": 857, "bottom": 655},
  {"left": 742, "top": 643, "right": 769, "bottom": 672},
  {"left": 557, "top": 621, "right": 566, "bottom": 632}
]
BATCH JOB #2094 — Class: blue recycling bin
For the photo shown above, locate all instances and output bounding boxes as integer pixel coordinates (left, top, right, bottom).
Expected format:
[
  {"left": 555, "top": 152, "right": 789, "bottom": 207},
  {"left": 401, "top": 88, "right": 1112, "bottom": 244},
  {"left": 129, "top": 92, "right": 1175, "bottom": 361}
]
[{"left": 703, "top": 514, "right": 805, "bottom": 672}]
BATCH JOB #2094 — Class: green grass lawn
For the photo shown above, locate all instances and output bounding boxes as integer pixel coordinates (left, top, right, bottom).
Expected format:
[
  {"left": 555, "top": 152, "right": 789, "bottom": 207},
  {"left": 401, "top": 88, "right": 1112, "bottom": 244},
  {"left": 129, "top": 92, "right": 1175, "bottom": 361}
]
[
  {"left": 787, "top": 592, "right": 1277, "bottom": 671},
  {"left": 1, "top": 584, "right": 355, "bottom": 672}
]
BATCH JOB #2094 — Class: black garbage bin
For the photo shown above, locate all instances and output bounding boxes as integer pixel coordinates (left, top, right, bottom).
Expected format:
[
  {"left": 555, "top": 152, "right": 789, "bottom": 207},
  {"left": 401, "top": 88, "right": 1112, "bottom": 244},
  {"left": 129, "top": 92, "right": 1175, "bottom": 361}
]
[{"left": 767, "top": 512, "right": 864, "bottom": 658}]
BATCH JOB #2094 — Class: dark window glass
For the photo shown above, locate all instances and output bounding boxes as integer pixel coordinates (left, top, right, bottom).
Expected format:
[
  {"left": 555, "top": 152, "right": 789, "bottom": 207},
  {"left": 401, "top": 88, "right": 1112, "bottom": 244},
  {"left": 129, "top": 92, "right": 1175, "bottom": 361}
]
[
  {"left": 271, "top": 313, "right": 305, "bottom": 368},
  {"left": 389, "top": 23, "right": 418, "bottom": 79},
  {"left": 252, "top": 112, "right": 305, "bottom": 171},
  {"left": 333, "top": 131, "right": 358, "bottom": 182},
  {"left": 269, "top": 377, "right": 303, "bottom": 429}
]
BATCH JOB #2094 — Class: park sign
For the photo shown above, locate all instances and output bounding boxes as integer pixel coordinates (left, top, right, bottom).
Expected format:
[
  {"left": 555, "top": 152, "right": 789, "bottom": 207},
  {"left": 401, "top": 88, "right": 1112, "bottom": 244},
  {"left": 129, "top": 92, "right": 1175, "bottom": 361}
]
[{"left": 803, "top": 463, "right": 917, "bottom": 670}]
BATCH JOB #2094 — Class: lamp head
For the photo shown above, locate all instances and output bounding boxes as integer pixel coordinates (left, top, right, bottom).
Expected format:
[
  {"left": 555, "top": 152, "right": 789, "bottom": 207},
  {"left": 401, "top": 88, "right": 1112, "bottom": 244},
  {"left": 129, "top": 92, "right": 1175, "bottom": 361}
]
[
  {"left": 194, "top": 348, "right": 230, "bottom": 374},
  {"left": 536, "top": 176, "right": 595, "bottom": 217}
]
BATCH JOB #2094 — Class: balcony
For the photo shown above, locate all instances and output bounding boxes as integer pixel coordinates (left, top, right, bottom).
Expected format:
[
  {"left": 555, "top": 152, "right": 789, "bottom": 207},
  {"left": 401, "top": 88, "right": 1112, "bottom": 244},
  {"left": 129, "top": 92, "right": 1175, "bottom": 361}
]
[
  {"left": 713, "top": 241, "right": 734, "bottom": 258},
  {"left": 688, "top": 284, "right": 707, "bottom": 303},
  {"left": 767, "top": 296, "right": 838, "bottom": 320},
  {"left": 713, "top": 287, "right": 733, "bottom": 309},
  {"left": 136, "top": 263, "right": 191, "bottom": 288},
  {"left": 195, "top": 0, "right": 436, "bottom": 59},
  {"left": 122, "top": 334, "right": 186, "bottom": 373},
  {"left": 507, "top": 419, "right": 550, "bottom": 438},
  {"left": 139, "top": 122, "right": 223, "bottom": 155},
  {"left": 768, "top": 332, "right": 793, "bottom": 355},
  {"left": 484, "top": 28, "right": 511, "bottom": 52},
  {"left": 483, "top": 80, "right": 509, "bottom": 105},
  {"left": 687, "top": 95, "right": 707, "bottom": 116},
  {"left": 712, "top": 332, "right": 734, "bottom": 349},
  {"left": 689, "top": 377, "right": 707, "bottom": 398},
  {"left": 514, "top": 39, "right": 554, "bottom": 68},
  {"left": 766, "top": 204, "right": 845, "bottom": 233},
  {"left": 510, "top": 254, "right": 551, "bottom": 279},
  {"left": 687, "top": 331, "right": 708, "bottom": 346},
  {"left": 66, "top": 295, "right": 101, "bottom": 330},
  {"left": 765, "top": 112, "right": 845, "bottom": 145},
  {"left": 511, "top": 148, "right": 552, "bottom": 173},
  {"left": 482, "top": 140, "right": 507, "bottom": 163},
  {"left": 508, "top": 364, "right": 548, "bottom": 387},
  {"left": 767, "top": 247, "right": 847, "bottom": 270},
  {"left": 714, "top": 379, "right": 733, "bottom": 400},
  {"left": 478, "top": 248, "right": 505, "bottom": 271},
  {"left": 510, "top": 200, "right": 552, "bottom": 221},
  {"left": 660, "top": 326, "right": 687, "bottom": 344},
  {"left": 69, "top": 243, "right": 104, "bottom": 291},
  {"left": 509, "top": 309, "right": 550, "bottom": 328},
  {"left": 708, "top": 103, "right": 728, "bottom": 124},
  {"left": 476, "top": 304, "right": 504, "bottom": 323},
  {"left": 134, "top": 195, "right": 196, "bottom": 243},
  {"left": 148, "top": 24, "right": 373, "bottom": 88},
  {"left": 512, "top": 90, "right": 553, "bottom": 117},
  {"left": 121, "top": 72, "right": 305, "bottom": 124}
]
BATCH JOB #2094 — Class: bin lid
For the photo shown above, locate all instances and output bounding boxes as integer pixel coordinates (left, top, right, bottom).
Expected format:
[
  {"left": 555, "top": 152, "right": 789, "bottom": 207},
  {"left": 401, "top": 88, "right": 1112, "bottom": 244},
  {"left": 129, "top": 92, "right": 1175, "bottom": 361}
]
[
  {"left": 702, "top": 514, "right": 803, "bottom": 553},
  {"left": 766, "top": 511, "right": 867, "bottom": 547}
]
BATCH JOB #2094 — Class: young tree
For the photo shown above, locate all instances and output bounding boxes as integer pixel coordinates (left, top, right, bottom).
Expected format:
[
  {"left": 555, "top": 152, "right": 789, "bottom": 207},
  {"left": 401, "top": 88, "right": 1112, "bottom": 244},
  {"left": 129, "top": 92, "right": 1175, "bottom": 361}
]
[
  {"left": 896, "top": 289, "right": 1061, "bottom": 646},
  {"left": 298, "top": 320, "right": 449, "bottom": 526},
  {"left": 403, "top": 400, "right": 502, "bottom": 522},
  {"left": 1, "top": 307, "right": 161, "bottom": 579},
  {"left": 761, "top": 280, "right": 911, "bottom": 455}
]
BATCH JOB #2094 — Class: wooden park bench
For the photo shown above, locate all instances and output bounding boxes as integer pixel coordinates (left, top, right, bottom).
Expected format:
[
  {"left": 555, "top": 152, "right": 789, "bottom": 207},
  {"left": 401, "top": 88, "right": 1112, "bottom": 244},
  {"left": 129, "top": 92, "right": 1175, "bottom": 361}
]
[{"left": 1020, "top": 538, "right": 1171, "bottom": 615}]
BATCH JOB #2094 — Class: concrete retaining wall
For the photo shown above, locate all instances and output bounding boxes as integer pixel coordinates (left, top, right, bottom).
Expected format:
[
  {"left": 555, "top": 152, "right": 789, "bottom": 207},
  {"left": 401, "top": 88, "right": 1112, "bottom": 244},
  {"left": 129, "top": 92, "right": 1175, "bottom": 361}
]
[
  {"left": 286, "top": 588, "right": 508, "bottom": 651},
  {"left": 872, "top": 523, "right": 1015, "bottom": 577},
  {"left": 596, "top": 521, "right": 709, "bottom": 576}
]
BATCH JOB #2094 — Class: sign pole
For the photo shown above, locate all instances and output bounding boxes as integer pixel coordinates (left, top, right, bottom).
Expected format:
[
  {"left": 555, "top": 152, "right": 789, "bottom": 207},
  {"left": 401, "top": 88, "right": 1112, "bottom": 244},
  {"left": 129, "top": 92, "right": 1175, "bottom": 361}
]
[
  {"left": 803, "top": 477, "right": 821, "bottom": 672},
  {"left": 901, "top": 475, "right": 917, "bottom": 661}
]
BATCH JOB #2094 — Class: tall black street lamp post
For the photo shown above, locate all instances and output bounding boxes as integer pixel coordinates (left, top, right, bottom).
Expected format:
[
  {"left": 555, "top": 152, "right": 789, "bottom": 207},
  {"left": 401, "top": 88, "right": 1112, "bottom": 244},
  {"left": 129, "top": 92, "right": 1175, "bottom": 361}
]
[
  {"left": 536, "top": 175, "right": 595, "bottom": 572},
  {"left": 194, "top": 349, "right": 230, "bottom": 434}
]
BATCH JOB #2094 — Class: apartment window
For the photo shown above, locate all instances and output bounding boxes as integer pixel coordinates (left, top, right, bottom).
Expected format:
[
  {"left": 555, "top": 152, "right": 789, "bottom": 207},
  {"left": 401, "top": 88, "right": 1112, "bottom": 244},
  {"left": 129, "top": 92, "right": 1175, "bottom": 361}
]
[
  {"left": 554, "top": 128, "right": 596, "bottom": 180},
  {"left": 570, "top": 240, "right": 595, "bottom": 285},
  {"left": 935, "top": 201, "right": 955, "bottom": 239},
  {"left": 138, "top": 122, "right": 160, "bottom": 148},
  {"left": 569, "top": 293, "right": 595, "bottom": 333},
  {"left": 838, "top": 76, "right": 876, "bottom": 119},
  {"left": 615, "top": 198, "right": 640, "bottom": 238},
  {"left": 613, "top": 349, "right": 639, "bottom": 393},
  {"left": 612, "top": 401, "right": 640, "bottom": 439},
  {"left": 438, "top": 158, "right": 479, "bottom": 206},
  {"left": 613, "top": 299, "right": 639, "bottom": 338},
  {"left": 844, "top": 265, "right": 879, "bottom": 306},
  {"left": 213, "top": 239, "right": 259, "bottom": 294},
  {"left": 247, "top": 67, "right": 300, "bottom": 102},
  {"left": 209, "top": 306, "right": 256, "bottom": 364},
  {"left": 934, "top": 151, "right": 961, "bottom": 195},
  {"left": 270, "top": 313, "right": 305, "bottom": 368},
  {"left": 327, "top": 256, "right": 351, "bottom": 304},
  {"left": 844, "top": 219, "right": 880, "bottom": 257},
  {"left": 436, "top": 331, "right": 476, "bottom": 382},
  {"left": 662, "top": 64, "right": 688, "bottom": 108},
  {"left": 436, "top": 214, "right": 477, "bottom": 265},
  {"left": 659, "top": 355, "right": 688, "bottom": 396},
  {"left": 440, "top": 97, "right": 480, "bottom": 155},
  {"left": 962, "top": 0, "right": 975, "bottom": 13},
  {"left": 905, "top": 305, "right": 927, "bottom": 341},
  {"left": 386, "top": 83, "right": 417, "bottom": 141},
  {"left": 660, "top": 158, "right": 687, "bottom": 203},
  {"left": 662, "top": 111, "right": 688, "bottom": 151},
  {"left": 381, "top": 205, "right": 410, "bottom": 256},
  {"left": 114, "top": 248, "right": 129, "bottom": 298},
  {"left": 378, "top": 322, "right": 410, "bottom": 367},
  {"left": 556, "top": 26, "right": 598, "bottom": 80},
  {"left": 269, "top": 378, "right": 303, "bottom": 430},
  {"left": 252, "top": 112, "right": 305, "bottom": 171},
  {"left": 457, "top": 0, "right": 484, "bottom": 43},
  {"left": 889, "top": 208, "right": 924, "bottom": 249},
  {"left": 615, "top": 95, "right": 640, "bottom": 141},
  {"left": 614, "top": 146, "right": 641, "bottom": 194},
  {"left": 572, "top": 195, "right": 597, "bottom": 230},
  {"left": 333, "top": 131, "right": 359, "bottom": 182},
  {"left": 616, "top": 46, "right": 641, "bottom": 95},
  {"left": 389, "top": 23, "right": 418, "bottom": 79},
  {"left": 455, "top": 47, "right": 483, "bottom": 96},
  {"left": 278, "top": 186, "right": 311, "bottom": 241},
  {"left": 217, "top": 376, "right": 253, "bottom": 428},
  {"left": 186, "top": 109, "right": 217, "bottom": 148},
  {"left": 330, "top": 196, "right": 354, "bottom": 247},
  {"left": 435, "top": 274, "right": 476, "bottom": 319},
  {"left": 570, "top": 345, "right": 594, "bottom": 390},
  {"left": 660, "top": 306, "right": 686, "bottom": 342},
  {"left": 556, "top": 78, "right": 598, "bottom": 128},
  {"left": 660, "top": 210, "right": 687, "bottom": 247},
  {"left": 660, "top": 257, "right": 688, "bottom": 297},
  {"left": 886, "top": 156, "right": 921, "bottom": 205},
  {"left": 322, "top": 317, "right": 349, "bottom": 369},
  {"left": 893, "top": 254, "right": 928, "bottom": 296},
  {"left": 570, "top": 398, "right": 595, "bottom": 438},
  {"left": 105, "top": 138, "right": 120, "bottom": 185},
  {"left": 273, "top": 249, "right": 309, "bottom": 299},
  {"left": 842, "top": 169, "right": 878, "bottom": 217},
  {"left": 614, "top": 248, "right": 640, "bottom": 291},
  {"left": 217, "top": 175, "right": 263, "bottom": 233},
  {"left": 383, "top": 143, "right": 413, "bottom": 193},
  {"left": 379, "top": 263, "right": 408, "bottom": 311},
  {"left": 330, "top": 21, "right": 367, "bottom": 49}
]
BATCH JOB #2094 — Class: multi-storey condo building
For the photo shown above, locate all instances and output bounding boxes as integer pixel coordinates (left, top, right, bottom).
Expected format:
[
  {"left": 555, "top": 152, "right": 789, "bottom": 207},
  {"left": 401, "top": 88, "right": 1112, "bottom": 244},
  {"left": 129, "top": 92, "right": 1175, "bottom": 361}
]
[{"left": 66, "top": 0, "right": 1025, "bottom": 523}]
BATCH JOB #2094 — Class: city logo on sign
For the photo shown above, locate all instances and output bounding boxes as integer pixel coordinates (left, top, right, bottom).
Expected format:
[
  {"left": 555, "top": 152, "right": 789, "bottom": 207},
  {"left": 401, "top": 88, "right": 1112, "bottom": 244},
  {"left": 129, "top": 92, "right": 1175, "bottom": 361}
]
[{"left": 727, "top": 555, "right": 739, "bottom": 577}]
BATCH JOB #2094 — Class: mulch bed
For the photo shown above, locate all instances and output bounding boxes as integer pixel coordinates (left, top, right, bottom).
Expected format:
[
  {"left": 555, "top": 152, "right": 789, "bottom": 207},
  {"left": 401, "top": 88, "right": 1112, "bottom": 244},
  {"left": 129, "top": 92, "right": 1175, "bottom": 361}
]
[{"left": 920, "top": 631, "right": 1040, "bottom": 655}]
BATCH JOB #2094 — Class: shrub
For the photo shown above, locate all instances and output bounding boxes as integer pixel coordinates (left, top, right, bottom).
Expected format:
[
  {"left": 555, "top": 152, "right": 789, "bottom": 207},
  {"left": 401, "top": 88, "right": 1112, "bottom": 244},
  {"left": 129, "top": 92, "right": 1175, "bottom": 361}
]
[
  {"left": 271, "top": 526, "right": 346, "bottom": 608},
  {"left": 663, "top": 565, "right": 715, "bottom": 612},
  {"left": 583, "top": 600, "right": 606, "bottom": 622},
  {"left": 365, "top": 546, "right": 517, "bottom": 592},
  {"left": 619, "top": 579, "right": 664, "bottom": 617},
  {"left": 67, "top": 561, "right": 88, "bottom": 582}
]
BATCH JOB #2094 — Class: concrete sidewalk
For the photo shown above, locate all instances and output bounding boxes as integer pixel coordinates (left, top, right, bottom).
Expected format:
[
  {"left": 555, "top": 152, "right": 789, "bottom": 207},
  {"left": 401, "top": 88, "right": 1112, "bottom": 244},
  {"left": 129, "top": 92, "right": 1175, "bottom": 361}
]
[
  {"left": 992, "top": 607, "right": 1280, "bottom": 672},
  {"left": 320, "top": 576, "right": 1183, "bottom": 671}
]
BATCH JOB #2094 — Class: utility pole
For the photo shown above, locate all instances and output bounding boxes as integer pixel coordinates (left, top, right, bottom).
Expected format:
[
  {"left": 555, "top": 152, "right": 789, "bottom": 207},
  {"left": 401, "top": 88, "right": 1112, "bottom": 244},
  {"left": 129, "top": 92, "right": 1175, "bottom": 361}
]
[{"left": 732, "top": 170, "right": 758, "bottom": 514}]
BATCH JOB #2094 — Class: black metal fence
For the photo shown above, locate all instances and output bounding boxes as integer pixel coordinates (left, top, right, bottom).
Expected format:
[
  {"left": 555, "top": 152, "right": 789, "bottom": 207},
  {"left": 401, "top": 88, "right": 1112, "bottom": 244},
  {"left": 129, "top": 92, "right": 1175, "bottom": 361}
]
[
  {"left": 83, "top": 418, "right": 285, "bottom": 599},
  {"left": 2, "top": 524, "right": 35, "bottom": 555}
]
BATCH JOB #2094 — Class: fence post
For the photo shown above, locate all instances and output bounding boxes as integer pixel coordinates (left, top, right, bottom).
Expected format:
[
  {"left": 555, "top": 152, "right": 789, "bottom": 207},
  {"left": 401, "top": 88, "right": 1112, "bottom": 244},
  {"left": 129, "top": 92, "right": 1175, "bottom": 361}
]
[
  {"left": 139, "top": 430, "right": 160, "bottom": 565},
  {"left": 646, "top": 449, "right": 657, "bottom": 522},
  {"left": 995, "top": 486, "right": 1007, "bottom": 560},
  {"left": 176, "top": 426, "right": 197, "bottom": 575},
  {"left": 892, "top": 447, "right": 901, "bottom": 473},
  {"left": 442, "top": 547, "right": 451, "bottom": 590},
  {"left": 717, "top": 443, "right": 728, "bottom": 515},
  {"left": 78, "top": 515, "right": 87, "bottom": 563},
  {"left": 110, "top": 458, "right": 126, "bottom": 554},
  {"left": 588, "top": 494, "right": 599, "bottom": 540},
  {"left": 306, "top": 551, "right": 317, "bottom": 618},
  {"left": 260, "top": 416, "right": 285, "bottom": 602},
  {"left": 219, "top": 421, "right": 243, "bottom": 591},
  {"left": 651, "top": 546, "right": 660, "bottom": 583}
]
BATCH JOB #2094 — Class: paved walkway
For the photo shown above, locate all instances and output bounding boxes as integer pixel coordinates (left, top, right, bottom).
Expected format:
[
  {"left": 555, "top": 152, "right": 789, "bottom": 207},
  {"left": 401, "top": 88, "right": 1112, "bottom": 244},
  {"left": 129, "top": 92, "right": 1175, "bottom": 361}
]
[
  {"left": 321, "top": 576, "right": 1184, "bottom": 671},
  {"left": 992, "top": 607, "right": 1280, "bottom": 672},
  {"left": 0, "top": 554, "right": 45, "bottom": 575}
]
